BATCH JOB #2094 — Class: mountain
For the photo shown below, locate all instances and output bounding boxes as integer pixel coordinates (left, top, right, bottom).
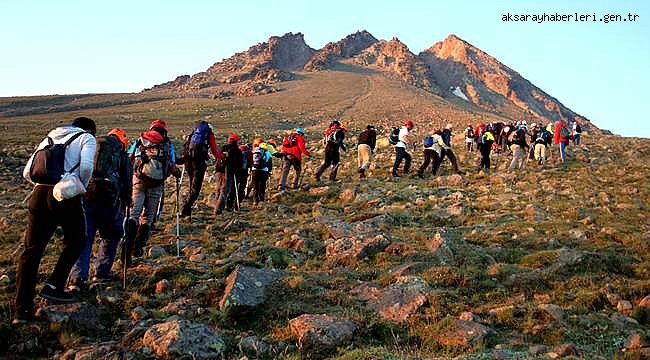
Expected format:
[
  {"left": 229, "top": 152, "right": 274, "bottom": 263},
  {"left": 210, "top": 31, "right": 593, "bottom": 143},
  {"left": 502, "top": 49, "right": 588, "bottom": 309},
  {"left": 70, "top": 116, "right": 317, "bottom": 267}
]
[
  {"left": 303, "top": 30, "right": 378, "bottom": 71},
  {"left": 419, "top": 34, "right": 589, "bottom": 126},
  {"left": 145, "top": 30, "right": 595, "bottom": 131}
]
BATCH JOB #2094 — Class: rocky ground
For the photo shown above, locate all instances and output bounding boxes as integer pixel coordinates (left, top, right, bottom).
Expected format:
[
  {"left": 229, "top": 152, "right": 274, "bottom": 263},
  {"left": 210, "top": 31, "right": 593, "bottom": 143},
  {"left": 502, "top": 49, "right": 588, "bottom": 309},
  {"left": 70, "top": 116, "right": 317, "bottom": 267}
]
[{"left": 0, "top": 130, "right": 649, "bottom": 359}]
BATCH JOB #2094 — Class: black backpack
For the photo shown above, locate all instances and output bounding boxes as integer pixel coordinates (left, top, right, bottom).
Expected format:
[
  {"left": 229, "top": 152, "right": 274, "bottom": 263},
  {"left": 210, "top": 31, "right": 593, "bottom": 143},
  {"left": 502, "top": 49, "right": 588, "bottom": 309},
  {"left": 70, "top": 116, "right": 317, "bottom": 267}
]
[
  {"left": 85, "top": 135, "right": 122, "bottom": 205},
  {"left": 29, "top": 131, "right": 86, "bottom": 185},
  {"left": 388, "top": 127, "right": 400, "bottom": 145}
]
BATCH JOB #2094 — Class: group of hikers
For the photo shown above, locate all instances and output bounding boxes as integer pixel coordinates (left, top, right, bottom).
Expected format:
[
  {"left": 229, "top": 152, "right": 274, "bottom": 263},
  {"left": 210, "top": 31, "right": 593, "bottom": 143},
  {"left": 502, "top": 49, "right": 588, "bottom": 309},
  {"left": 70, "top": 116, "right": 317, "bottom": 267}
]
[{"left": 11, "top": 115, "right": 582, "bottom": 324}]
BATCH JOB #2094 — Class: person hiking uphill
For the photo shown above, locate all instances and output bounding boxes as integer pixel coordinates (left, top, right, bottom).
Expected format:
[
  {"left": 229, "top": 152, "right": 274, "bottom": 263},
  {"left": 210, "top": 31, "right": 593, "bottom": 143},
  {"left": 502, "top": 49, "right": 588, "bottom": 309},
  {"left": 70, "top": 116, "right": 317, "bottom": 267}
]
[
  {"left": 439, "top": 123, "right": 463, "bottom": 175},
  {"left": 315, "top": 121, "right": 346, "bottom": 182},
  {"left": 464, "top": 124, "right": 475, "bottom": 152},
  {"left": 417, "top": 129, "right": 446, "bottom": 178},
  {"left": 214, "top": 133, "right": 243, "bottom": 215},
  {"left": 279, "top": 127, "right": 310, "bottom": 190},
  {"left": 14, "top": 117, "right": 97, "bottom": 324},
  {"left": 67, "top": 128, "right": 132, "bottom": 293},
  {"left": 357, "top": 125, "right": 376, "bottom": 179},
  {"left": 572, "top": 122, "right": 582, "bottom": 146},
  {"left": 123, "top": 120, "right": 181, "bottom": 266},
  {"left": 178, "top": 120, "right": 223, "bottom": 221},
  {"left": 391, "top": 120, "right": 414, "bottom": 177},
  {"left": 250, "top": 138, "right": 273, "bottom": 205},
  {"left": 478, "top": 124, "right": 495, "bottom": 172},
  {"left": 236, "top": 143, "right": 252, "bottom": 201},
  {"left": 508, "top": 124, "right": 529, "bottom": 171},
  {"left": 147, "top": 120, "right": 176, "bottom": 231},
  {"left": 532, "top": 123, "right": 552, "bottom": 166},
  {"left": 554, "top": 120, "right": 572, "bottom": 163}
]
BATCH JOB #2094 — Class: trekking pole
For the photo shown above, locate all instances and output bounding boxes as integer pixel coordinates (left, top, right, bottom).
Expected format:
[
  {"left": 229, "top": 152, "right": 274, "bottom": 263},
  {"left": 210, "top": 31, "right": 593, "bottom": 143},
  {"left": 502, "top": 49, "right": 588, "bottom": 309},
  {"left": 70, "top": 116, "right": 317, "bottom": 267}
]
[
  {"left": 233, "top": 173, "right": 241, "bottom": 212},
  {"left": 298, "top": 159, "right": 306, "bottom": 188},
  {"left": 175, "top": 166, "right": 185, "bottom": 257},
  {"left": 122, "top": 205, "right": 131, "bottom": 289}
]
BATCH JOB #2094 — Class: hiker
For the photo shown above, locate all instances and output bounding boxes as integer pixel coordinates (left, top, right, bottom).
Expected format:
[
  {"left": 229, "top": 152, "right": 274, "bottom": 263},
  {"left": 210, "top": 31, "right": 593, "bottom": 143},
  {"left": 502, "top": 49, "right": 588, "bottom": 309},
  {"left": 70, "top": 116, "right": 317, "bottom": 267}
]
[
  {"left": 250, "top": 138, "right": 272, "bottom": 205},
  {"left": 478, "top": 125, "right": 495, "bottom": 172},
  {"left": 417, "top": 129, "right": 446, "bottom": 178},
  {"left": 315, "top": 121, "right": 346, "bottom": 181},
  {"left": 500, "top": 123, "right": 514, "bottom": 153},
  {"left": 572, "top": 122, "right": 582, "bottom": 145},
  {"left": 464, "top": 124, "right": 474, "bottom": 152},
  {"left": 390, "top": 120, "right": 414, "bottom": 177},
  {"left": 279, "top": 127, "right": 310, "bottom": 190},
  {"left": 440, "top": 123, "right": 463, "bottom": 175},
  {"left": 532, "top": 124, "right": 552, "bottom": 165},
  {"left": 553, "top": 120, "right": 572, "bottom": 163},
  {"left": 14, "top": 117, "right": 97, "bottom": 323},
  {"left": 474, "top": 123, "right": 486, "bottom": 146},
  {"left": 237, "top": 143, "right": 253, "bottom": 200},
  {"left": 527, "top": 123, "right": 538, "bottom": 160},
  {"left": 214, "top": 133, "right": 243, "bottom": 215},
  {"left": 124, "top": 120, "right": 181, "bottom": 265},
  {"left": 508, "top": 124, "right": 529, "bottom": 171},
  {"left": 68, "top": 128, "right": 132, "bottom": 292},
  {"left": 147, "top": 120, "right": 175, "bottom": 231},
  {"left": 178, "top": 120, "right": 222, "bottom": 221},
  {"left": 357, "top": 125, "right": 376, "bottom": 178}
]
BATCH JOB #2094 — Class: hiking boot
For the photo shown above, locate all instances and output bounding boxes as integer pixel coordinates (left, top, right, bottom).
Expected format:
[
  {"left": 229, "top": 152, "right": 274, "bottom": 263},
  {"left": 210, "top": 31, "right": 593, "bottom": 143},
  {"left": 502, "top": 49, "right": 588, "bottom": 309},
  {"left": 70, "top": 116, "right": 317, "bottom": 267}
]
[
  {"left": 39, "top": 283, "right": 78, "bottom": 303},
  {"left": 91, "top": 276, "right": 112, "bottom": 285},
  {"left": 12, "top": 309, "right": 33, "bottom": 325},
  {"left": 66, "top": 278, "right": 85, "bottom": 295},
  {"left": 133, "top": 224, "right": 151, "bottom": 258}
]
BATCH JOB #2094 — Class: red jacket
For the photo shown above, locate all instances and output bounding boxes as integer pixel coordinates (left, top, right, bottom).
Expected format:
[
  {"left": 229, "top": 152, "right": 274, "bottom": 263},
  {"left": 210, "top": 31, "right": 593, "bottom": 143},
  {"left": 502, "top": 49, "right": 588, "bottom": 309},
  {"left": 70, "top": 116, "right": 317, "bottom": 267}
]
[
  {"left": 282, "top": 133, "right": 309, "bottom": 161},
  {"left": 553, "top": 122, "right": 570, "bottom": 145}
]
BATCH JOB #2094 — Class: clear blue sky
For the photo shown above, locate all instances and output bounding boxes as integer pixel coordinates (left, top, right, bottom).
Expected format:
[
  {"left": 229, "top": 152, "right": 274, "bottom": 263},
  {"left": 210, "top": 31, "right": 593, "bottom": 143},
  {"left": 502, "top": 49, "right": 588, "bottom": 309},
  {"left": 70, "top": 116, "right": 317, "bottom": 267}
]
[{"left": 1, "top": 0, "right": 648, "bottom": 137}]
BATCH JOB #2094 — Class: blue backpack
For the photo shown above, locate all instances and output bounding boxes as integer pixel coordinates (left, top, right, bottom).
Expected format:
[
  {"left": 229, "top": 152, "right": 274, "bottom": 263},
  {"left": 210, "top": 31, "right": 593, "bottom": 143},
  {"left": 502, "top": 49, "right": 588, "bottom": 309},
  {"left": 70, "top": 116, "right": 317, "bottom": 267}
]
[
  {"left": 423, "top": 135, "right": 434, "bottom": 148},
  {"left": 188, "top": 120, "right": 211, "bottom": 158}
]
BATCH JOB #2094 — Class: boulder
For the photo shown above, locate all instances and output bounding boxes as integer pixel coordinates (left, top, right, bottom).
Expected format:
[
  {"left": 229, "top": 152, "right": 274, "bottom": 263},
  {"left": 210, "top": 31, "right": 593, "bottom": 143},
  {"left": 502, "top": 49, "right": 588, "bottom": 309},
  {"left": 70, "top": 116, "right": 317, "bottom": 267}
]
[
  {"left": 373, "top": 276, "right": 430, "bottom": 322},
  {"left": 435, "top": 318, "right": 492, "bottom": 349},
  {"left": 219, "top": 265, "right": 283, "bottom": 313},
  {"left": 426, "top": 231, "right": 455, "bottom": 265},
  {"left": 142, "top": 318, "right": 225, "bottom": 359},
  {"left": 36, "top": 302, "right": 100, "bottom": 332},
  {"left": 59, "top": 342, "right": 135, "bottom": 360},
  {"left": 289, "top": 314, "right": 357, "bottom": 350}
]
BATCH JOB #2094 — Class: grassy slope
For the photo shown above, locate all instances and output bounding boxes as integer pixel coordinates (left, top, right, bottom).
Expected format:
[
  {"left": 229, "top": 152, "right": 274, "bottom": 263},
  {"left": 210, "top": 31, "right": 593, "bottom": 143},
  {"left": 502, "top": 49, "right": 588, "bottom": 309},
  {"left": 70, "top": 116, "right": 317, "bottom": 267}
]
[{"left": 0, "top": 72, "right": 648, "bottom": 359}]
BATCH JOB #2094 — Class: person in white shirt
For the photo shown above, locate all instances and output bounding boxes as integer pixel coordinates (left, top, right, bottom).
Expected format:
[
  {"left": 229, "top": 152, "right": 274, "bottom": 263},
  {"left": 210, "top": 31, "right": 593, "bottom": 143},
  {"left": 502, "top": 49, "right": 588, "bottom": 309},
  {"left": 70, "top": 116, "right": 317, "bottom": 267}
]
[{"left": 391, "top": 120, "right": 414, "bottom": 177}]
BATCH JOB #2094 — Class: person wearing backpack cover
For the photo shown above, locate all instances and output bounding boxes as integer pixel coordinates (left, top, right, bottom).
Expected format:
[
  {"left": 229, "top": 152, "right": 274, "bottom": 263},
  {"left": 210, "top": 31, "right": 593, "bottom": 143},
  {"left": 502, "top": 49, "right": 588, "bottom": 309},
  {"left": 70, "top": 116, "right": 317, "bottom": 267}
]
[
  {"left": 572, "top": 122, "right": 582, "bottom": 146},
  {"left": 478, "top": 125, "right": 495, "bottom": 172},
  {"left": 532, "top": 124, "right": 552, "bottom": 166},
  {"left": 14, "top": 117, "right": 97, "bottom": 324},
  {"left": 553, "top": 119, "right": 572, "bottom": 163},
  {"left": 315, "top": 121, "right": 346, "bottom": 182},
  {"left": 391, "top": 120, "right": 414, "bottom": 177},
  {"left": 417, "top": 129, "right": 446, "bottom": 178},
  {"left": 357, "top": 125, "right": 376, "bottom": 179},
  {"left": 124, "top": 120, "right": 181, "bottom": 266},
  {"left": 439, "top": 123, "right": 463, "bottom": 175},
  {"left": 464, "top": 124, "right": 474, "bottom": 152},
  {"left": 214, "top": 133, "right": 243, "bottom": 215},
  {"left": 67, "top": 128, "right": 132, "bottom": 292},
  {"left": 508, "top": 124, "right": 529, "bottom": 171},
  {"left": 235, "top": 143, "right": 252, "bottom": 201},
  {"left": 279, "top": 127, "right": 310, "bottom": 191},
  {"left": 178, "top": 120, "right": 222, "bottom": 221},
  {"left": 250, "top": 138, "right": 273, "bottom": 205}
]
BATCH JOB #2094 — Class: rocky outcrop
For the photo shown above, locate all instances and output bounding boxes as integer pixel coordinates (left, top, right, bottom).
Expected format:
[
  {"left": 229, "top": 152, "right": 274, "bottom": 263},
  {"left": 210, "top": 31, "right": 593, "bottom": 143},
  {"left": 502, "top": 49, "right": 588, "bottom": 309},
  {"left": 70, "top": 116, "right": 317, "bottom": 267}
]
[
  {"left": 289, "top": 314, "right": 357, "bottom": 350},
  {"left": 323, "top": 215, "right": 392, "bottom": 265},
  {"left": 304, "top": 30, "right": 378, "bottom": 71},
  {"left": 372, "top": 276, "right": 430, "bottom": 322},
  {"left": 142, "top": 318, "right": 226, "bottom": 359}
]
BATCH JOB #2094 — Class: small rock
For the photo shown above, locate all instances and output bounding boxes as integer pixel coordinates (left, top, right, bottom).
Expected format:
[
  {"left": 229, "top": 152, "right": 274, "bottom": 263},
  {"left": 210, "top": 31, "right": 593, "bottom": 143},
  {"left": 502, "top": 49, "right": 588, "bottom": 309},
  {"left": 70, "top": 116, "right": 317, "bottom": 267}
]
[
  {"left": 219, "top": 265, "right": 283, "bottom": 314},
  {"left": 426, "top": 231, "right": 455, "bottom": 265},
  {"left": 552, "top": 343, "right": 577, "bottom": 357},
  {"left": 617, "top": 300, "right": 633, "bottom": 315},
  {"left": 638, "top": 295, "right": 650, "bottom": 308},
  {"left": 435, "top": 318, "right": 492, "bottom": 349},
  {"left": 289, "top": 314, "right": 357, "bottom": 350},
  {"left": 36, "top": 302, "right": 100, "bottom": 332},
  {"left": 238, "top": 335, "right": 270, "bottom": 358},
  {"left": 0, "top": 274, "right": 11, "bottom": 286},
  {"left": 339, "top": 187, "right": 357, "bottom": 202},
  {"left": 528, "top": 344, "right": 549, "bottom": 355},
  {"left": 309, "top": 186, "right": 330, "bottom": 196},
  {"left": 189, "top": 254, "right": 205, "bottom": 262},
  {"left": 539, "top": 303, "right": 564, "bottom": 321},
  {"left": 148, "top": 245, "right": 167, "bottom": 259},
  {"left": 59, "top": 342, "right": 134, "bottom": 360},
  {"left": 131, "top": 306, "right": 149, "bottom": 321},
  {"left": 156, "top": 279, "right": 172, "bottom": 294},
  {"left": 624, "top": 333, "right": 649, "bottom": 350},
  {"left": 142, "top": 318, "right": 226, "bottom": 359},
  {"left": 459, "top": 311, "right": 481, "bottom": 322},
  {"left": 373, "top": 276, "right": 430, "bottom": 322}
]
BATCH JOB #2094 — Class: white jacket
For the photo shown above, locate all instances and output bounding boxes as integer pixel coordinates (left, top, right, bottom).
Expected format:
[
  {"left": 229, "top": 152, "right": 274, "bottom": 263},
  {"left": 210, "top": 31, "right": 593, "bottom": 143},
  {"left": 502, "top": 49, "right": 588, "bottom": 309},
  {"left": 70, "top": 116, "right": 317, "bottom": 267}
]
[
  {"left": 423, "top": 134, "right": 448, "bottom": 156},
  {"left": 23, "top": 126, "right": 97, "bottom": 186}
]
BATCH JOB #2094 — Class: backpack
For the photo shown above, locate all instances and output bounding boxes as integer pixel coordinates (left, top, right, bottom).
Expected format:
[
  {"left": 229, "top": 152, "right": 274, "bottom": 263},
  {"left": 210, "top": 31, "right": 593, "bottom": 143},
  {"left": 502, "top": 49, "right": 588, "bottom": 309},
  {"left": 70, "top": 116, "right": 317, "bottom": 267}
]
[
  {"left": 29, "top": 131, "right": 86, "bottom": 185},
  {"left": 134, "top": 132, "right": 169, "bottom": 186},
  {"left": 560, "top": 125, "right": 571, "bottom": 139},
  {"left": 187, "top": 120, "right": 211, "bottom": 159},
  {"left": 465, "top": 128, "right": 474, "bottom": 138},
  {"left": 575, "top": 124, "right": 582, "bottom": 133},
  {"left": 282, "top": 134, "right": 297, "bottom": 148},
  {"left": 327, "top": 128, "right": 341, "bottom": 144},
  {"left": 85, "top": 135, "right": 122, "bottom": 205},
  {"left": 388, "top": 127, "right": 400, "bottom": 145},
  {"left": 423, "top": 135, "right": 434, "bottom": 148},
  {"left": 538, "top": 130, "right": 552, "bottom": 145},
  {"left": 507, "top": 130, "right": 517, "bottom": 143},
  {"left": 252, "top": 147, "right": 265, "bottom": 168}
]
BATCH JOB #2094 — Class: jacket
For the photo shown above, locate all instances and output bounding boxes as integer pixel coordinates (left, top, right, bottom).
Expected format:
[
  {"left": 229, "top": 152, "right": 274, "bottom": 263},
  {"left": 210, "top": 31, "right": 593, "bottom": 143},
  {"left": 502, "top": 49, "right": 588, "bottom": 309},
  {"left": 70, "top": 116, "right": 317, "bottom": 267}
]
[
  {"left": 358, "top": 129, "right": 377, "bottom": 150},
  {"left": 282, "top": 133, "right": 310, "bottom": 161},
  {"left": 553, "top": 122, "right": 570, "bottom": 144},
  {"left": 424, "top": 134, "right": 448, "bottom": 156},
  {"left": 218, "top": 142, "right": 243, "bottom": 174},
  {"left": 23, "top": 126, "right": 97, "bottom": 187},
  {"left": 324, "top": 126, "right": 346, "bottom": 151},
  {"left": 252, "top": 147, "right": 272, "bottom": 172}
]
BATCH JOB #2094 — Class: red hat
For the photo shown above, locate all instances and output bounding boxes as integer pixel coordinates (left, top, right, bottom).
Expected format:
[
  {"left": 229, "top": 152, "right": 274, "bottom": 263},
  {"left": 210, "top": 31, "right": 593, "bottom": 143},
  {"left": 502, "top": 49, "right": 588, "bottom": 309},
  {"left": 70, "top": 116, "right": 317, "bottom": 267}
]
[
  {"left": 150, "top": 120, "right": 167, "bottom": 130},
  {"left": 228, "top": 133, "right": 239, "bottom": 143},
  {"left": 142, "top": 129, "right": 163, "bottom": 145},
  {"left": 405, "top": 120, "right": 414, "bottom": 128}
]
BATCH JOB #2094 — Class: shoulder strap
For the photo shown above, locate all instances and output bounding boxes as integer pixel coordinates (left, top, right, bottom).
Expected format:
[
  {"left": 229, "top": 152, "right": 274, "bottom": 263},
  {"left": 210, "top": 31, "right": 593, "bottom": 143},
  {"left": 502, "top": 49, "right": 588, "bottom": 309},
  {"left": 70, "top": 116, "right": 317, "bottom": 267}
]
[{"left": 64, "top": 131, "right": 87, "bottom": 174}]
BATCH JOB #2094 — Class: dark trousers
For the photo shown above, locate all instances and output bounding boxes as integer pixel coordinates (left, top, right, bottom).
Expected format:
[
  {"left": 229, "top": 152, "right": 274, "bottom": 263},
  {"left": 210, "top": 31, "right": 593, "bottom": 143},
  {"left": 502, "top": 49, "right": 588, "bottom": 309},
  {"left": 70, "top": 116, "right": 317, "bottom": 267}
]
[
  {"left": 182, "top": 158, "right": 207, "bottom": 217},
  {"left": 251, "top": 170, "right": 269, "bottom": 204},
  {"left": 480, "top": 144, "right": 492, "bottom": 169},
  {"left": 227, "top": 169, "right": 248, "bottom": 210},
  {"left": 15, "top": 186, "right": 86, "bottom": 315},
  {"left": 316, "top": 145, "right": 340, "bottom": 181},
  {"left": 392, "top": 147, "right": 412, "bottom": 175},
  {"left": 440, "top": 148, "right": 460, "bottom": 173},
  {"left": 418, "top": 149, "right": 441, "bottom": 176},
  {"left": 215, "top": 170, "right": 235, "bottom": 213}
]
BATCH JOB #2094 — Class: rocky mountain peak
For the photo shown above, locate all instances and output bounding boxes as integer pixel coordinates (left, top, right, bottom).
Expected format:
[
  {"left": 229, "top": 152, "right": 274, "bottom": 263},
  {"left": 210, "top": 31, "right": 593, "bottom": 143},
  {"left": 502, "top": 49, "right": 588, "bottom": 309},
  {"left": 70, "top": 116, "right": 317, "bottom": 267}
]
[{"left": 304, "top": 30, "right": 378, "bottom": 71}]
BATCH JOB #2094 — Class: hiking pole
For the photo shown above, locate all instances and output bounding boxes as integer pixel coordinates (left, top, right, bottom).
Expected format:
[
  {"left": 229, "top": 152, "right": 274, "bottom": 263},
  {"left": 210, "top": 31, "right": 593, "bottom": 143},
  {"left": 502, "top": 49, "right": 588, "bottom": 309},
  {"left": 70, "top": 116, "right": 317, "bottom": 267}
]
[
  {"left": 297, "top": 159, "right": 306, "bottom": 188},
  {"left": 122, "top": 205, "right": 131, "bottom": 289},
  {"left": 175, "top": 166, "right": 185, "bottom": 257},
  {"left": 233, "top": 173, "right": 241, "bottom": 212}
]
